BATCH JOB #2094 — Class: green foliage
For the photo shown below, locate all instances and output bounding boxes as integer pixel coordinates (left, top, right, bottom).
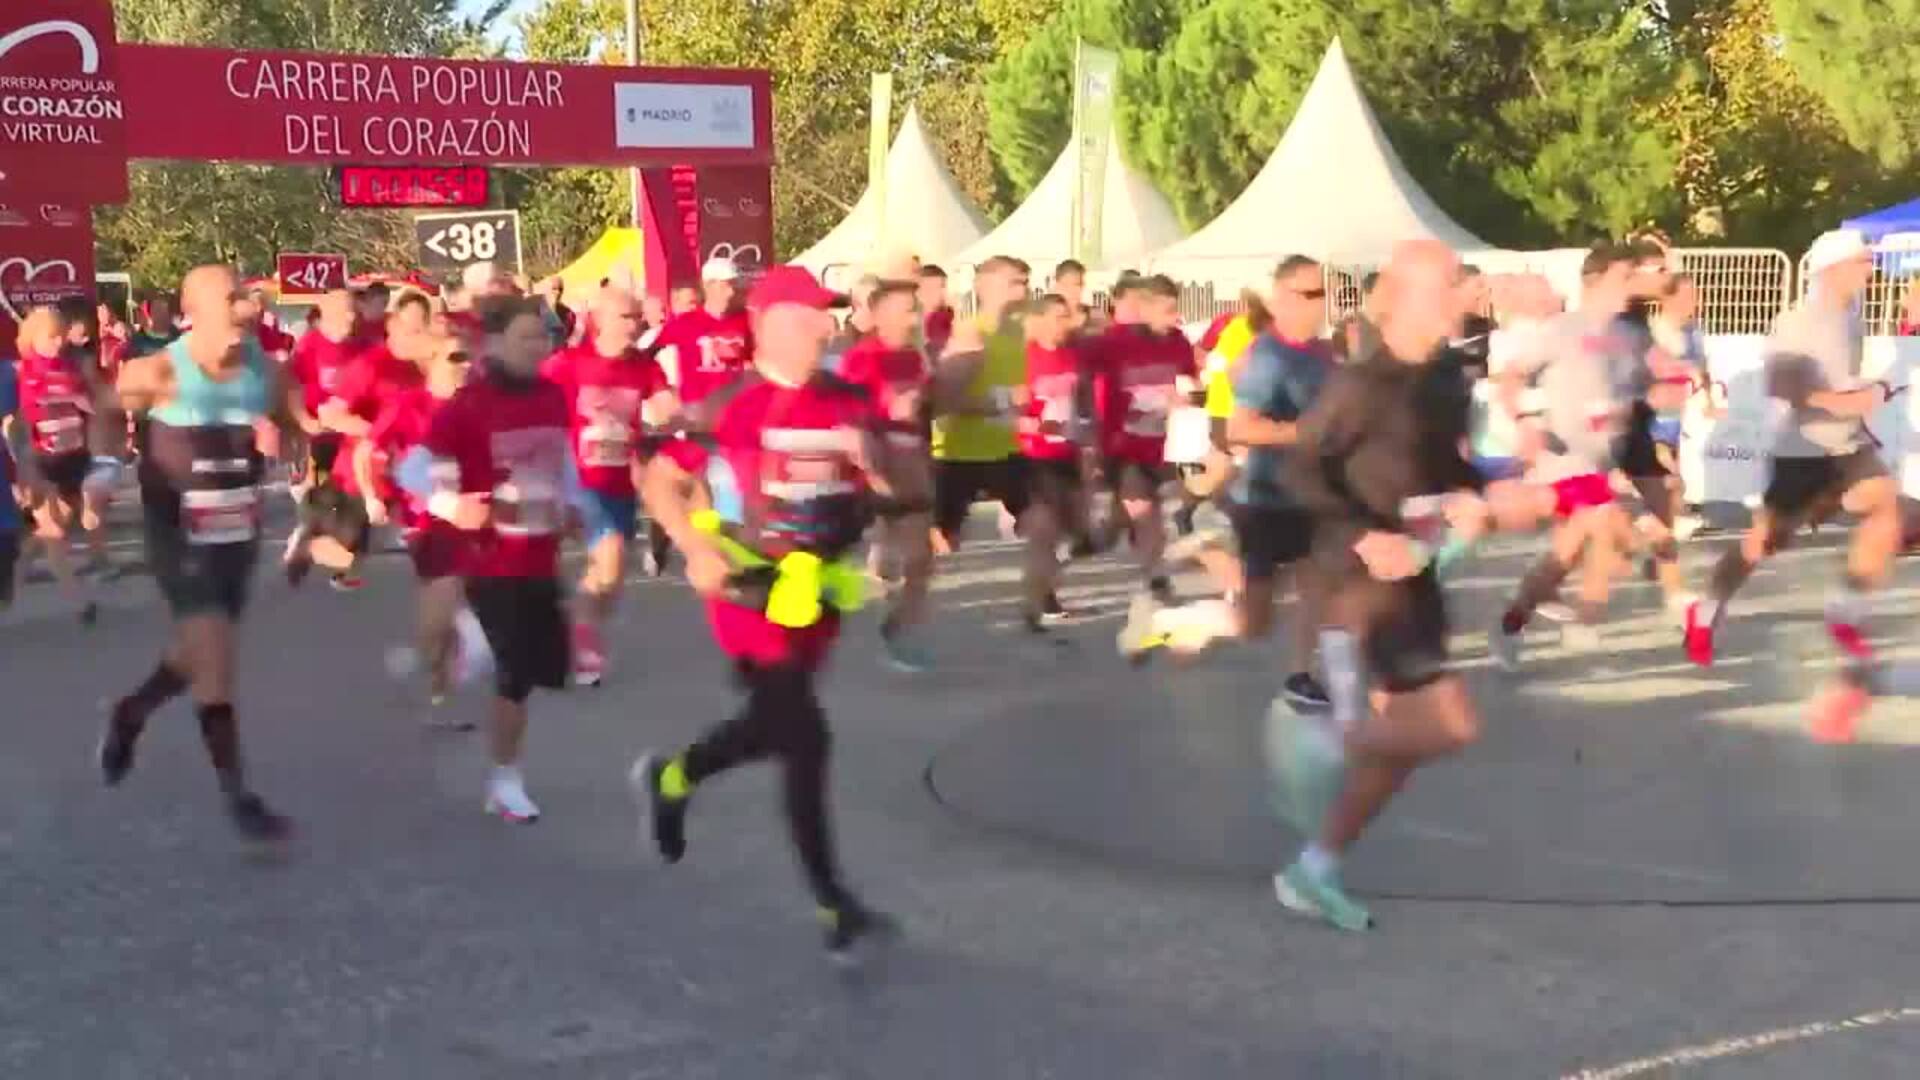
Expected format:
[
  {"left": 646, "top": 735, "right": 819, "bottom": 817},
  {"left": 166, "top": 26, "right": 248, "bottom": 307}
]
[{"left": 1776, "top": 0, "right": 1920, "bottom": 170}]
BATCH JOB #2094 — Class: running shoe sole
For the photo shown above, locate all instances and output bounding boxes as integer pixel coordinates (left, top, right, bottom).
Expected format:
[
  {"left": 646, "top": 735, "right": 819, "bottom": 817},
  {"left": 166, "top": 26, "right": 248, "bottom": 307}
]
[{"left": 483, "top": 796, "right": 539, "bottom": 823}]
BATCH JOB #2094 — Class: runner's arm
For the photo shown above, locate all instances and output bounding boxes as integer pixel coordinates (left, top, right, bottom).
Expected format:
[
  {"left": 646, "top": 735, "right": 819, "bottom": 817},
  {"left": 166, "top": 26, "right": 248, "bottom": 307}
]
[
  {"left": 115, "top": 350, "right": 171, "bottom": 415},
  {"left": 1768, "top": 349, "right": 1879, "bottom": 418},
  {"left": 930, "top": 348, "right": 991, "bottom": 416},
  {"left": 640, "top": 448, "right": 722, "bottom": 564}
]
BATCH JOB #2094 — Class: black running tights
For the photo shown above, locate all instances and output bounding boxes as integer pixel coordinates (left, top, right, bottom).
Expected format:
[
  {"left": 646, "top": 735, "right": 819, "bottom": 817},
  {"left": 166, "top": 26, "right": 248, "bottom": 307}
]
[{"left": 683, "top": 663, "right": 847, "bottom": 910}]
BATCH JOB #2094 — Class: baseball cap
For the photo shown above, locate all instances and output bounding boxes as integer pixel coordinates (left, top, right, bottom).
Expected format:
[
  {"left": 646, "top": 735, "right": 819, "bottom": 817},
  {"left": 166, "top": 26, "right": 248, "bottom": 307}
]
[
  {"left": 1806, "top": 228, "right": 1872, "bottom": 277},
  {"left": 701, "top": 256, "right": 740, "bottom": 283},
  {"left": 747, "top": 266, "right": 841, "bottom": 313}
]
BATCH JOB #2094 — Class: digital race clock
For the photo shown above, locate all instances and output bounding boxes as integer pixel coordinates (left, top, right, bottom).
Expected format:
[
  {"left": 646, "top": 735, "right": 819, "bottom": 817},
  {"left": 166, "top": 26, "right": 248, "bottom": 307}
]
[{"left": 334, "top": 166, "right": 490, "bottom": 209}]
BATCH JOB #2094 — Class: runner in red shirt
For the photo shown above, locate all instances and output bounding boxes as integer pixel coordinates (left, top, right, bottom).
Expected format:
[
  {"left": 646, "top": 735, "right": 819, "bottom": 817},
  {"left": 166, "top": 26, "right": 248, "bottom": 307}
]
[
  {"left": 352, "top": 282, "right": 391, "bottom": 349},
  {"left": 837, "top": 279, "right": 936, "bottom": 671},
  {"left": 418, "top": 295, "right": 577, "bottom": 823},
  {"left": 283, "top": 289, "right": 375, "bottom": 589},
  {"left": 362, "top": 329, "right": 476, "bottom": 722},
  {"left": 916, "top": 264, "right": 954, "bottom": 357},
  {"left": 1015, "top": 293, "right": 1092, "bottom": 631},
  {"left": 54, "top": 296, "right": 123, "bottom": 576},
  {"left": 631, "top": 266, "right": 899, "bottom": 963},
  {"left": 652, "top": 257, "right": 753, "bottom": 416},
  {"left": 1090, "top": 274, "right": 1197, "bottom": 599},
  {"left": 11, "top": 305, "right": 99, "bottom": 620},
  {"left": 539, "top": 285, "right": 676, "bottom": 687}
]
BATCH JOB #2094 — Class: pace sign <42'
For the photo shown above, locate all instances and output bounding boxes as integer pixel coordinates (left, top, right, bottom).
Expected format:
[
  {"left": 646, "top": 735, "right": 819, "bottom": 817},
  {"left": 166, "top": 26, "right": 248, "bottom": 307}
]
[
  {"left": 415, "top": 210, "right": 520, "bottom": 277},
  {"left": 276, "top": 251, "right": 347, "bottom": 298}
]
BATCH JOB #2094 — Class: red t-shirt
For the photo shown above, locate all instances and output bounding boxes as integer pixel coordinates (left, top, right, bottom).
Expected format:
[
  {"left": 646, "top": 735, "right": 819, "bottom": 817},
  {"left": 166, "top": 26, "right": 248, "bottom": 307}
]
[
  {"left": 658, "top": 372, "right": 880, "bottom": 669},
  {"left": 835, "top": 335, "right": 929, "bottom": 450},
  {"left": 365, "top": 384, "right": 449, "bottom": 514},
  {"left": 1020, "top": 342, "right": 1083, "bottom": 462},
  {"left": 18, "top": 349, "right": 91, "bottom": 456},
  {"left": 287, "top": 330, "right": 360, "bottom": 417},
  {"left": 330, "top": 346, "right": 423, "bottom": 495},
  {"left": 1196, "top": 312, "right": 1235, "bottom": 354},
  {"left": 654, "top": 307, "right": 753, "bottom": 409},
  {"left": 423, "top": 375, "right": 573, "bottom": 579},
  {"left": 924, "top": 306, "right": 955, "bottom": 353},
  {"left": 255, "top": 322, "right": 296, "bottom": 356},
  {"left": 1091, "top": 325, "right": 1196, "bottom": 465},
  {"left": 539, "top": 343, "right": 669, "bottom": 497}
]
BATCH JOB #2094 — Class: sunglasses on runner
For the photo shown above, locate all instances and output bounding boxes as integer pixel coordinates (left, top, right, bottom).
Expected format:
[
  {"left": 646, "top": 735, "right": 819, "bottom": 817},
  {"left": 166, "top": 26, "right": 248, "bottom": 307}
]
[{"left": 1290, "top": 287, "right": 1327, "bottom": 300}]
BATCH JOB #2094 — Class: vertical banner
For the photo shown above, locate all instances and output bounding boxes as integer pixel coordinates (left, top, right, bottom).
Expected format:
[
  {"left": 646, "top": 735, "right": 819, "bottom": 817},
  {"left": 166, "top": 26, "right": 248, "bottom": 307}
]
[
  {"left": 0, "top": 204, "right": 95, "bottom": 347},
  {"left": 868, "top": 73, "right": 893, "bottom": 263},
  {"left": 1069, "top": 43, "right": 1120, "bottom": 266},
  {"left": 696, "top": 165, "right": 773, "bottom": 275},
  {"left": 640, "top": 165, "right": 701, "bottom": 298}
]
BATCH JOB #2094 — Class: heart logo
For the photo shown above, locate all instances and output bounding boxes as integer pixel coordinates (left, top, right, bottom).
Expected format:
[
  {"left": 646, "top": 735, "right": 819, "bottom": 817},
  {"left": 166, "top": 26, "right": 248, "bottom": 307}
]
[
  {"left": 737, "top": 196, "right": 765, "bottom": 217},
  {"left": 702, "top": 197, "right": 734, "bottom": 218},
  {"left": 0, "top": 256, "right": 81, "bottom": 324},
  {"left": 707, "top": 242, "right": 762, "bottom": 270}
]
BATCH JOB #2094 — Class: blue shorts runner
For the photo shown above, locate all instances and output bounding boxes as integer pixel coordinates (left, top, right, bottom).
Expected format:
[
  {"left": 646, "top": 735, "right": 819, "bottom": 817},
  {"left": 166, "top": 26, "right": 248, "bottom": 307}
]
[{"left": 577, "top": 489, "right": 639, "bottom": 544}]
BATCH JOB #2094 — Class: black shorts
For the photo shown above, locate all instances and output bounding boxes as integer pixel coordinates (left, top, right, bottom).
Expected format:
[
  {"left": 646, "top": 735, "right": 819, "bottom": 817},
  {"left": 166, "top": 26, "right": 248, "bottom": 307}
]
[
  {"left": 308, "top": 433, "right": 345, "bottom": 481},
  {"left": 1763, "top": 448, "right": 1886, "bottom": 520},
  {"left": 1342, "top": 569, "right": 1451, "bottom": 694},
  {"left": 1228, "top": 503, "right": 1314, "bottom": 581},
  {"left": 1106, "top": 457, "right": 1174, "bottom": 493},
  {"left": 144, "top": 520, "right": 257, "bottom": 620},
  {"left": 36, "top": 450, "right": 89, "bottom": 501},
  {"left": 933, "top": 456, "right": 1030, "bottom": 539},
  {"left": 1614, "top": 405, "right": 1669, "bottom": 480},
  {"left": 0, "top": 530, "right": 18, "bottom": 608},
  {"left": 466, "top": 576, "right": 569, "bottom": 702},
  {"left": 301, "top": 483, "right": 371, "bottom": 554},
  {"left": 1025, "top": 455, "right": 1083, "bottom": 511}
]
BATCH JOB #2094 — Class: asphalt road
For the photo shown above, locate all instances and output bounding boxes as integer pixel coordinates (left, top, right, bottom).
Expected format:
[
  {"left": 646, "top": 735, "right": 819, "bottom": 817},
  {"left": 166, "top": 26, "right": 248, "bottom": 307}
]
[{"left": 6, "top": 513, "right": 1920, "bottom": 1079}]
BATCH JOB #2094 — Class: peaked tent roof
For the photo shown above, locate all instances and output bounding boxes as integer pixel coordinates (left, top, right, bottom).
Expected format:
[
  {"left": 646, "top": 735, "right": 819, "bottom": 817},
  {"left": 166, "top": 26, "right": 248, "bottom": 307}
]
[
  {"left": 538, "top": 228, "right": 645, "bottom": 300},
  {"left": 953, "top": 136, "right": 1187, "bottom": 273},
  {"left": 1150, "top": 38, "right": 1485, "bottom": 272},
  {"left": 790, "top": 105, "right": 989, "bottom": 281}
]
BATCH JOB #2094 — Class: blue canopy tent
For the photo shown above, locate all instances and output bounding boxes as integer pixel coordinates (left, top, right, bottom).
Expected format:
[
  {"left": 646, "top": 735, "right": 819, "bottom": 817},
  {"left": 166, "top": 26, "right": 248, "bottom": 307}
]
[{"left": 1843, "top": 198, "right": 1920, "bottom": 242}]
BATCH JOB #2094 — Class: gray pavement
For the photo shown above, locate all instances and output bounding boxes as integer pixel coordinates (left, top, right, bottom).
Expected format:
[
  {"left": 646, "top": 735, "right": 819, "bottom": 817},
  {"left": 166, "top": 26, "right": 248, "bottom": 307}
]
[{"left": 7, "top": 515, "right": 1920, "bottom": 1079}]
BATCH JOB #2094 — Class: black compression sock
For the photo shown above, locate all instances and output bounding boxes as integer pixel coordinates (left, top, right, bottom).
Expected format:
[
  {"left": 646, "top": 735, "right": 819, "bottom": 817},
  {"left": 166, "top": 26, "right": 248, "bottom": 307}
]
[
  {"left": 196, "top": 703, "right": 246, "bottom": 795},
  {"left": 117, "top": 662, "right": 187, "bottom": 729}
]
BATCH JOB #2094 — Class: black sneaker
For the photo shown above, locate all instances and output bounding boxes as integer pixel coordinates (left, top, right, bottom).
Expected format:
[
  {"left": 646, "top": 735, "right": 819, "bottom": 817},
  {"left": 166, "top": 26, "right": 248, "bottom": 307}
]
[
  {"left": 98, "top": 706, "right": 140, "bottom": 787},
  {"left": 820, "top": 899, "right": 899, "bottom": 967},
  {"left": 629, "top": 753, "right": 687, "bottom": 863},
  {"left": 1149, "top": 576, "right": 1177, "bottom": 604},
  {"left": 78, "top": 601, "right": 98, "bottom": 628},
  {"left": 227, "top": 792, "right": 293, "bottom": 844},
  {"left": 1282, "top": 672, "right": 1332, "bottom": 713}
]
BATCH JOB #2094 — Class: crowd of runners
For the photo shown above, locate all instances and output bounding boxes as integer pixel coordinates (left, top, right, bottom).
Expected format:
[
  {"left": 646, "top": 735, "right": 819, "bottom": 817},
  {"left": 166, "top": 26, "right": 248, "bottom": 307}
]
[{"left": 0, "top": 218, "right": 1901, "bottom": 952}]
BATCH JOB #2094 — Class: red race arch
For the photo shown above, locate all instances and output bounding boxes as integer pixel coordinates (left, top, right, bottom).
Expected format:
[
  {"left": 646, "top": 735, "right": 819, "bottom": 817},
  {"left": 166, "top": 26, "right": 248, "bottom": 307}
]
[{"left": 0, "top": 0, "right": 775, "bottom": 337}]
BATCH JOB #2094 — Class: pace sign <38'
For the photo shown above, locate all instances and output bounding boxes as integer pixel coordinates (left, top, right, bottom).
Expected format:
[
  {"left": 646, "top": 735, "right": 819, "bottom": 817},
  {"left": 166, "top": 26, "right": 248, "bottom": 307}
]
[{"left": 414, "top": 210, "right": 520, "bottom": 276}]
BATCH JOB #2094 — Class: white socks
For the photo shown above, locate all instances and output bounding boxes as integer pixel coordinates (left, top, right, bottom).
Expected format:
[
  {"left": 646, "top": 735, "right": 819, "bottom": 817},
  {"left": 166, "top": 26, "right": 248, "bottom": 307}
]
[
  {"left": 1300, "top": 844, "right": 1339, "bottom": 878},
  {"left": 1318, "top": 629, "right": 1366, "bottom": 734}
]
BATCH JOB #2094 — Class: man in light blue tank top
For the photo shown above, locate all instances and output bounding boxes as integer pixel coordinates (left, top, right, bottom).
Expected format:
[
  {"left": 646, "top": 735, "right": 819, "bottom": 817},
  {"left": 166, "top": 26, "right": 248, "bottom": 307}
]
[{"left": 97, "top": 264, "right": 300, "bottom": 848}]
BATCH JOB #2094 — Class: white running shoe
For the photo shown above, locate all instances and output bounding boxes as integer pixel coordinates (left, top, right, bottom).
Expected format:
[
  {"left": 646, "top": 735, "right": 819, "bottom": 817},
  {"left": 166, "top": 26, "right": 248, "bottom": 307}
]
[
  {"left": 1488, "top": 621, "right": 1521, "bottom": 672},
  {"left": 1673, "top": 513, "right": 1706, "bottom": 542},
  {"left": 484, "top": 767, "right": 540, "bottom": 823},
  {"left": 1536, "top": 602, "right": 1577, "bottom": 625}
]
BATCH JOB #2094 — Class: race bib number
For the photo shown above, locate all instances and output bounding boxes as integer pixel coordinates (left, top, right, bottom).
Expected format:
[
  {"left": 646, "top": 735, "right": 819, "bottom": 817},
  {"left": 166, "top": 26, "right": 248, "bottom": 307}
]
[
  {"left": 1124, "top": 385, "right": 1174, "bottom": 438},
  {"left": 581, "top": 420, "right": 632, "bottom": 469},
  {"left": 1163, "top": 407, "right": 1213, "bottom": 465},
  {"left": 492, "top": 476, "right": 562, "bottom": 536},
  {"left": 36, "top": 415, "right": 84, "bottom": 454},
  {"left": 182, "top": 487, "right": 260, "bottom": 545}
]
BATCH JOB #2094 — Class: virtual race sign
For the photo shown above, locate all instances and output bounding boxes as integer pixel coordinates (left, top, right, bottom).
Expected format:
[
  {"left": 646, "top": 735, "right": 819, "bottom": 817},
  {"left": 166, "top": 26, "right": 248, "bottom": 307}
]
[
  {"left": 0, "top": 202, "right": 93, "bottom": 344},
  {"left": 118, "top": 46, "right": 772, "bottom": 168},
  {"left": 0, "top": 0, "right": 129, "bottom": 204}
]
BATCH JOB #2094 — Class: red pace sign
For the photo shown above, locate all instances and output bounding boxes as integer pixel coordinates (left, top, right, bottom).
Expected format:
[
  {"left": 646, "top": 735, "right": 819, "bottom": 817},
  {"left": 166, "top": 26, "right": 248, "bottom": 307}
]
[
  {"left": 0, "top": 0, "right": 129, "bottom": 204},
  {"left": 118, "top": 45, "right": 773, "bottom": 169},
  {"left": 275, "top": 251, "right": 347, "bottom": 297},
  {"left": 335, "top": 164, "right": 488, "bottom": 208}
]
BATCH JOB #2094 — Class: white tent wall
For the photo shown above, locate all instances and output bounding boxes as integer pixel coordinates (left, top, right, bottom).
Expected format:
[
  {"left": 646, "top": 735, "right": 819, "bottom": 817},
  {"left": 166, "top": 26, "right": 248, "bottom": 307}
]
[
  {"left": 1147, "top": 37, "right": 1486, "bottom": 275},
  {"left": 789, "top": 104, "right": 988, "bottom": 288},
  {"left": 950, "top": 137, "right": 1187, "bottom": 274}
]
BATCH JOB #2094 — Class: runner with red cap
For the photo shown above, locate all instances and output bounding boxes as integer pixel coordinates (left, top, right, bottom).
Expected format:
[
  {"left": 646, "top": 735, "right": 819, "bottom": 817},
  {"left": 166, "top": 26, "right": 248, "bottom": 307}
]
[{"left": 630, "top": 265, "right": 900, "bottom": 965}]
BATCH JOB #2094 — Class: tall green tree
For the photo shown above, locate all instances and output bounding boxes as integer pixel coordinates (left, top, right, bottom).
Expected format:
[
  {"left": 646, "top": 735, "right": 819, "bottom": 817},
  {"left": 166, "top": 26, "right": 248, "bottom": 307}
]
[{"left": 1775, "top": 0, "right": 1920, "bottom": 170}]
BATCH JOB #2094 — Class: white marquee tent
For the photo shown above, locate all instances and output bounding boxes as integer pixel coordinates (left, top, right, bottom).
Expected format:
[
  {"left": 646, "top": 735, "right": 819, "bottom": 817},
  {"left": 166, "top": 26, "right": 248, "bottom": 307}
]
[
  {"left": 789, "top": 105, "right": 988, "bottom": 287},
  {"left": 951, "top": 137, "right": 1187, "bottom": 275},
  {"left": 1150, "top": 38, "right": 1487, "bottom": 282}
]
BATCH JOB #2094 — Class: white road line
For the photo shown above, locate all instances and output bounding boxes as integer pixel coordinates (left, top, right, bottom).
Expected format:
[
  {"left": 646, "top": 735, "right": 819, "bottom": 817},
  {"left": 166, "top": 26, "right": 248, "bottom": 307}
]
[{"left": 1564, "top": 1005, "right": 1920, "bottom": 1079}]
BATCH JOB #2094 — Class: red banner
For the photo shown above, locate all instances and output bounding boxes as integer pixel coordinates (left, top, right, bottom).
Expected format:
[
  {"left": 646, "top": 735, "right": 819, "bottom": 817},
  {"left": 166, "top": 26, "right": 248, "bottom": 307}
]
[
  {"left": 0, "top": 0, "right": 129, "bottom": 204},
  {"left": 276, "top": 251, "right": 347, "bottom": 297},
  {"left": 0, "top": 203, "right": 94, "bottom": 345},
  {"left": 696, "top": 165, "right": 773, "bottom": 274},
  {"left": 120, "top": 45, "right": 773, "bottom": 169}
]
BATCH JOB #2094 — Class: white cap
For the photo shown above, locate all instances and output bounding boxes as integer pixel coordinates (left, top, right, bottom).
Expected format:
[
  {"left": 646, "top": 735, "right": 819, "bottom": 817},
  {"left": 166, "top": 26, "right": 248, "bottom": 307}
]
[
  {"left": 461, "top": 261, "right": 498, "bottom": 293},
  {"left": 701, "top": 256, "right": 740, "bottom": 283},
  {"left": 1806, "top": 228, "right": 1872, "bottom": 277}
]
